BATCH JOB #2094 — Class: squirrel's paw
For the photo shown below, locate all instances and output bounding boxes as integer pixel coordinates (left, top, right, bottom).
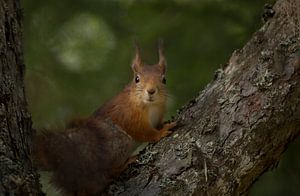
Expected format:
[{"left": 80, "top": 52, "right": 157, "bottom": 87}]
[
  {"left": 163, "top": 121, "right": 177, "bottom": 131},
  {"left": 160, "top": 129, "right": 172, "bottom": 138},
  {"left": 126, "top": 155, "right": 138, "bottom": 165},
  {"left": 157, "top": 121, "right": 177, "bottom": 140}
]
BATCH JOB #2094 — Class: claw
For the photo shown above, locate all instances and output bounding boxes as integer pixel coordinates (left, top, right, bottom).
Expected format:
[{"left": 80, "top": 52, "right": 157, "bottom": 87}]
[
  {"left": 158, "top": 121, "right": 177, "bottom": 139},
  {"left": 152, "top": 121, "right": 177, "bottom": 142},
  {"left": 163, "top": 121, "right": 177, "bottom": 130},
  {"left": 126, "top": 155, "right": 138, "bottom": 165},
  {"left": 161, "top": 130, "right": 172, "bottom": 137}
]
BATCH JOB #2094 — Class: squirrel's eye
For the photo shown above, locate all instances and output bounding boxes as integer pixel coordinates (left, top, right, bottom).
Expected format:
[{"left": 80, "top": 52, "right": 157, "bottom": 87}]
[
  {"left": 162, "top": 76, "right": 166, "bottom": 84},
  {"left": 135, "top": 75, "right": 140, "bottom": 83}
]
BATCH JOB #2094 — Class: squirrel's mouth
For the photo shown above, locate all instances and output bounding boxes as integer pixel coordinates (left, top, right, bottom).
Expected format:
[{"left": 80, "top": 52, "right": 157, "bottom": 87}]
[
  {"left": 147, "top": 98, "right": 154, "bottom": 102},
  {"left": 144, "top": 95, "right": 155, "bottom": 103}
]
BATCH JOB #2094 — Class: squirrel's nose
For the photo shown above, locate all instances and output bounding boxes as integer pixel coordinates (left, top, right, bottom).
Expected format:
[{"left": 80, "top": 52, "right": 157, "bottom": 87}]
[{"left": 147, "top": 88, "right": 156, "bottom": 95}]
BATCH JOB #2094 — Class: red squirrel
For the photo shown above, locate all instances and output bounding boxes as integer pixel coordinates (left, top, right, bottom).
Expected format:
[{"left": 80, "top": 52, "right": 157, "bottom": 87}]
[{"left": 32, "top": 42, "right": 176, "bottom": 195}]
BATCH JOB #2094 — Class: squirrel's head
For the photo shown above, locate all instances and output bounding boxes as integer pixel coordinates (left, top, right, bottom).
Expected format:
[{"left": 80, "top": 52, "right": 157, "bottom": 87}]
[{"left": 130, "top": 41, "right": 168, "bottom": 105}]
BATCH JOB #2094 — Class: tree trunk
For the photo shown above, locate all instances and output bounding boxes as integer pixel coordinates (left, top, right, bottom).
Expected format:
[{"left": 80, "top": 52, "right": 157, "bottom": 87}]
[
  {"left": 107, "top": 0, "right": 300, "bottom": 195},
  {"left": 0, "top": 0, "right": 42, "bottom": 195}
]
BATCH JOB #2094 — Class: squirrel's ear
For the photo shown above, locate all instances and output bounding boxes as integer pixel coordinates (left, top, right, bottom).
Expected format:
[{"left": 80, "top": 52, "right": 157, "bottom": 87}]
[
  {"left": 158, "top": 39, "right": 167, "bottom": 73},
  {"left": 132, "top": 41, "right": 143, "bottom": 72}
]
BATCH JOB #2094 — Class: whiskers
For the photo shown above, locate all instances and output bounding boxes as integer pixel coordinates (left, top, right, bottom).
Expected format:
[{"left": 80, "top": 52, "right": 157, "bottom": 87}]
[
  {"left": 158, "top": 88, "right": 172, "bottom": 100},
  {"left": 132, "top": 85, "right": 172, "bottom": 104},
  {"left": 133, "top": 87, "right": 144, "bottom": 98},
  {"left": 164, "top": 92, "right": 174, "bottom": 101}
]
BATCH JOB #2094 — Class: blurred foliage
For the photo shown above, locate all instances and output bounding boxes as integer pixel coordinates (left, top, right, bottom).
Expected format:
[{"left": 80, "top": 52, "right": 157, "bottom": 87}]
[{"left": 22, "top": 0, "right": 300, "bottom": 195}]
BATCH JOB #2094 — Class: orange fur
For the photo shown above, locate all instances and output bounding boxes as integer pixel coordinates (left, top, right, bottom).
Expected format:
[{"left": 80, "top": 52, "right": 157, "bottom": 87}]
[{"left": 93, "top": 48, "right": 174, "bottom": 142}]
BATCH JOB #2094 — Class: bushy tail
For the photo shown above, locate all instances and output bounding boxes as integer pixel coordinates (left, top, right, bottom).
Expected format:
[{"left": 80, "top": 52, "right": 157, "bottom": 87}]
[
  {"left": 31, "top": 119, "right": 134, "bottom": 194},
  {"left": 32, "top": 130, "right": 68, "bottom": 171}
]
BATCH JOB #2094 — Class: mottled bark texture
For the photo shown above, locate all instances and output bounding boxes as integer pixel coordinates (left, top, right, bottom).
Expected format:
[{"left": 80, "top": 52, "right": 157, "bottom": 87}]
[
  {"left": 108, "top": 0, "right": 300, "bottom": 195},
  {"left": 0, "top": 0, "right": 42, "bottom": 195}
]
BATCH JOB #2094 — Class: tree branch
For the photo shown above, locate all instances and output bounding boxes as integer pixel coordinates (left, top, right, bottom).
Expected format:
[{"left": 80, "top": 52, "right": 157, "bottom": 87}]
[{"left": 107, "top": 0, "right": 300, "bottom": 195}]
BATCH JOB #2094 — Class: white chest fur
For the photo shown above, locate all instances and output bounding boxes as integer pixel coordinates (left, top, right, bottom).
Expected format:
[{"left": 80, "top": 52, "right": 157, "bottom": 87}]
[{"left": 148, "top": 105, "right": 162, "bottom": 128}]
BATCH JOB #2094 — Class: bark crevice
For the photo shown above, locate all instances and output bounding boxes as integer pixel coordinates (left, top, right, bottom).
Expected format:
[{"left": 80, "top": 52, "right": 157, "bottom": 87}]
[{"left": 0, "top": 0, "right": 42, "bottom": 195}]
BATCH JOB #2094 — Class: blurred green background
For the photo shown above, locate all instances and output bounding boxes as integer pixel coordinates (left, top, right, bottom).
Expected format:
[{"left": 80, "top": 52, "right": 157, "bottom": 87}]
[{"left": 22, "top": 0, "right": 300, "bottom": 195}]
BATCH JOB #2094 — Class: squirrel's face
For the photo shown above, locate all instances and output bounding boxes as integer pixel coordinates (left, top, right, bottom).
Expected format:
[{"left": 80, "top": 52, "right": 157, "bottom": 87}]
[
  {"left": 132, "top": 65, "right": 167, "bottom": 105},
  {"left": 131, "top": 42, "right": 168, "bottom": 105}
]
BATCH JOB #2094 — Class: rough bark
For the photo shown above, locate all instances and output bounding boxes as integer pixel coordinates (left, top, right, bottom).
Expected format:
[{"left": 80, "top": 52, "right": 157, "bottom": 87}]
[
  {"left": 107, "top": 0, "right": 300, "bottom": 195},
  {"left": 0, "top": 0, "right": 42, "bottom": 195}
]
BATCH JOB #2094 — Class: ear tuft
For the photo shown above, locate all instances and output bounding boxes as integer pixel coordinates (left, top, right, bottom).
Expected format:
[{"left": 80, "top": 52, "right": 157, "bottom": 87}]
[
  {"left": 132, "top": 40, "right": 143, "bottom": 72},
  {"left": 158, "top": 38, "right": 167, "bottom": 73}
]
